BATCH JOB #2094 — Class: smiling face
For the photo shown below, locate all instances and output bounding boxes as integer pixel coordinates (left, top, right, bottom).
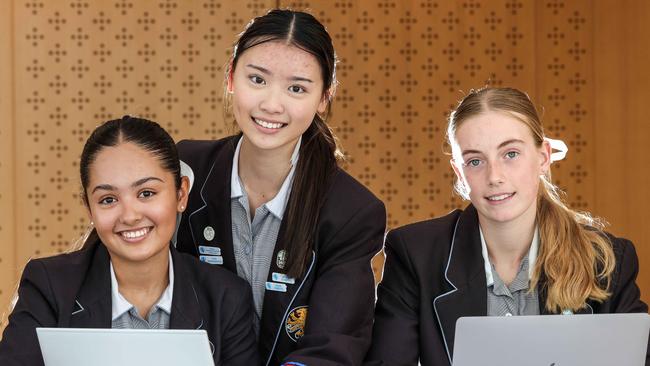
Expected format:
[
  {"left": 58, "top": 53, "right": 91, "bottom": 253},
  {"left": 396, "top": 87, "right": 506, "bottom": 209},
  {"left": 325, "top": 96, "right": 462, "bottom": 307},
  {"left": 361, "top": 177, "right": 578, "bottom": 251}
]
[
  {"left": 229, "top": 41, "right": 328, "bottom": 155},
  {"left": 451, "top": 111, "right": 550, "bottom": 227},
  {"left": 85, "top": 142, "right": 188, "bottom": 266}
]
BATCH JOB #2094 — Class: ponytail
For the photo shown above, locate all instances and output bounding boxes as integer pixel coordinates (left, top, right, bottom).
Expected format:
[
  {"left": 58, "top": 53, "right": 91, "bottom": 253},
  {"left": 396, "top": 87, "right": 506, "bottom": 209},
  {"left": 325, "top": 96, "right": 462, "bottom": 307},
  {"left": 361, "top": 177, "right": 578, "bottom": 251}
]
[
  {"left": 531, "top": 176, "right": 616, "bottom": 312},
  {"left": 281, "top": 115, "right": 340, "bottom": 278}
]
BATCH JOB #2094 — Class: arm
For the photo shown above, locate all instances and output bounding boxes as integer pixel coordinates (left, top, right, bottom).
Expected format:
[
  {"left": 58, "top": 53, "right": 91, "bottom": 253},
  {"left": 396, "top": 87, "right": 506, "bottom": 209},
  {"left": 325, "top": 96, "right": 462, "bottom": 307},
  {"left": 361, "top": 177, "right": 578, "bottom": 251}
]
[
  {"left": 281, "top": 200, "right": 386, "bottom": 366},
  {"left": 0, "top": 260, "right": 58, "bottom": 366},
  {"left": 219, "top": 283, "right": 260, "bottom": 366},
  {"left": 364, "top": 229, "right": 421, "bottom": 366},
  {"left": 607, "top": 239, "right": 649, "bottom": 366}
]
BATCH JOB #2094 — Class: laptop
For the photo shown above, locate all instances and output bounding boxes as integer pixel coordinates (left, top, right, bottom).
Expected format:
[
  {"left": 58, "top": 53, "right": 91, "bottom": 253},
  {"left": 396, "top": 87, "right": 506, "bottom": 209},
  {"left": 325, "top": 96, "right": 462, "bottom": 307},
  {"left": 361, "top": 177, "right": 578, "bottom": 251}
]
[
  {"left": 452, "top": 313, "right": 650, "bottom": 366},
  {"left": 37, "top": 328, "right": 215, "bottom": 366}
]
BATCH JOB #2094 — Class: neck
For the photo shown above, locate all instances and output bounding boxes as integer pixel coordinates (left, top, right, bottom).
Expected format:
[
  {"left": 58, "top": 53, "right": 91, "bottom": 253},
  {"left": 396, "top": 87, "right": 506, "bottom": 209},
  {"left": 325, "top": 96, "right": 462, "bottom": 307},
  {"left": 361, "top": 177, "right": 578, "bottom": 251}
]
[
  {"left": 238, "top": 136, "right": 296, "bottom": 208},
  {"left": 479, "top": 204, "right": 537, "bottom": 277},
  {"left": 111, "top": 248, "right": 170, "bottom": 317}
]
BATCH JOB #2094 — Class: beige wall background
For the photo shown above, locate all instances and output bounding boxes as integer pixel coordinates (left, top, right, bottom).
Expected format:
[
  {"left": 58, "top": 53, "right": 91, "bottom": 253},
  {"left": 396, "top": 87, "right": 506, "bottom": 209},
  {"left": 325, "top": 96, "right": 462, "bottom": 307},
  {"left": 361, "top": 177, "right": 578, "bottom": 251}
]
[{"left": 1, "top": 0, "right": 648, "bottom": 326}]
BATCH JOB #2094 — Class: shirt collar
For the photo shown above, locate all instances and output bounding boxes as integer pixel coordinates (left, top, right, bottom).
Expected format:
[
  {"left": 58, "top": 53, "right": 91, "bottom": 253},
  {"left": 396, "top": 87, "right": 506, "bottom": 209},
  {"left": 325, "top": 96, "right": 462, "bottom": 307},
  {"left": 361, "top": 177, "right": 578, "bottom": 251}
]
[
  {"left": 230, "top": 136, "right": 301, "bottom": 219},
  {"left": 479, "top": 226, "right": 539, "bottom": 287},
  {"left": 110, "top": 250, "right": 174, "bottom": 320}
]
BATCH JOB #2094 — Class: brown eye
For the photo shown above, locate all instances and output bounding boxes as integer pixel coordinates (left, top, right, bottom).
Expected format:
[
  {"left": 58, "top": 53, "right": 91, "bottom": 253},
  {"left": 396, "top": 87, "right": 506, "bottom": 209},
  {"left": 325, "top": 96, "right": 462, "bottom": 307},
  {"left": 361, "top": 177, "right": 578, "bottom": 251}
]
[
  {"left": 138, "top": 190, "right": 156, "bottom": 199},
  {"left": 289, "top": 85, "right": 305, "bottom": 93},
  {"left": 249, "top": 75, "right": 265, "bottom": 85},
  {"left": 99, "top": 196, "right": 117, "bottom": 205}
]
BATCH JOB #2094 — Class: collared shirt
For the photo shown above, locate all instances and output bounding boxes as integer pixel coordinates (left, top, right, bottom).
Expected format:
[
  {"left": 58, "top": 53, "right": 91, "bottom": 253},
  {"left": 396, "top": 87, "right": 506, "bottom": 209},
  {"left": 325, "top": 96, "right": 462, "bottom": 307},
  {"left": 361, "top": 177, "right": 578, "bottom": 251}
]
[
  {"left": 480, "top": 227, "right": 540, "bottom": 316},
  {"left": 110, "top": 250, "right": 174, "bottom": 329},
  {"left": 230, "top": 136, "right": 300, "bottom": 335}
]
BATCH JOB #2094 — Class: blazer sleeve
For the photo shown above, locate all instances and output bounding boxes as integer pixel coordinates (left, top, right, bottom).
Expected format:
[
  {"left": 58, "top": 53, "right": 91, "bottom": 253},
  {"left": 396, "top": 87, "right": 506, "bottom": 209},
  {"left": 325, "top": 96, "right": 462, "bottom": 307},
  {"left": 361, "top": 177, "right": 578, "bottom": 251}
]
[
  {"left": 607, "top": 239, "right": 649, "bottom": 365},
  {"left": 281, "top": 199, "right": 386, "bottom": 366},
  {"left": 364, "top": 229, "right": 421, "bottom": 366},
  {"left": 219, "top": 283, "right": 260, "bottom": 366},
  {"left": 0, "top": 260, "right": 58, "bottom": 366}
]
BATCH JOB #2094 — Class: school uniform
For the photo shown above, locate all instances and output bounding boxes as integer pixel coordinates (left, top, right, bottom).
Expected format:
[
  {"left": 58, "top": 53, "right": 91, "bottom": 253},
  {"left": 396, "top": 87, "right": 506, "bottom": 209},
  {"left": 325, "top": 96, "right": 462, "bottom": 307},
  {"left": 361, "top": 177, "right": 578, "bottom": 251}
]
[
  {"left": 176, "top": 135, "right": 387, "bottom": 366},
  {"left": 0, "top": 239, "right": 259, "bottom": 366},
  {"left": 365, "top": 204, "right": 649, "bottom": 366}
]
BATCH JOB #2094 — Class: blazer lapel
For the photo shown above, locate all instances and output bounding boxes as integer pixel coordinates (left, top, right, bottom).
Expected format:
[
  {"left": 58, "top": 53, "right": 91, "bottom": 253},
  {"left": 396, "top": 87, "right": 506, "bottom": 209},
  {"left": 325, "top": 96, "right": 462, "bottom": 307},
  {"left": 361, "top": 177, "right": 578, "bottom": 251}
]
[
  {"left": 69, "top": 242, "right": 112, "bottom": 328},
  {"left": 187, "top": 136, "right": 238, "bottom": 273},
  {"left": 432, "top": 205, "right": 488, "bottom": 364},
  {"left": 169, "top": 247, "right": 204, "bottom": 329}
]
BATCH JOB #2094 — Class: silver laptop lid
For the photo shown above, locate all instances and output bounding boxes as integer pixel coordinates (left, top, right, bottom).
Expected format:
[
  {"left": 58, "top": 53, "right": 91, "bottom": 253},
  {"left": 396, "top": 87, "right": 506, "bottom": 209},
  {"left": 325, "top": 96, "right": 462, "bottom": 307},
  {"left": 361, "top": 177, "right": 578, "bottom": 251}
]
[
  {"left": 37, "top": 328, "right": 215, "bottom": 366},
  {"left": 453, "top": 313, "right": 650, "bottom": 366}
]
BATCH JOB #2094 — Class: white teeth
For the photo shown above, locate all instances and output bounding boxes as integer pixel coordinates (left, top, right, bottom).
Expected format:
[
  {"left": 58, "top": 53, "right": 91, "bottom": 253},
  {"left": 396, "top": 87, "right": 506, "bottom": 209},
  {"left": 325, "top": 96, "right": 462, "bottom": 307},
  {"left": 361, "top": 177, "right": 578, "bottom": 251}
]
[
  {"left": 487, "top": 193, "right": 513, "bottom": 201},
  {"left": 254, "top": 118, "right": 284, "bottom": 129},
  {"left": 121, "top": 227, "right": 150, "bottom": 239}
]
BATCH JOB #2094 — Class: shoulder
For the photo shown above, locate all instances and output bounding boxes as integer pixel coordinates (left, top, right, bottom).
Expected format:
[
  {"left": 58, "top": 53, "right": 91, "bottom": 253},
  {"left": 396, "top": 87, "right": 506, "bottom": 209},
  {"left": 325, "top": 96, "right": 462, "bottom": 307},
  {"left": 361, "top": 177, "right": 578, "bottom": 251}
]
[
  {"left": 321, "top": 168, "right": 386, "bottom": 218},
  {"left": 386, "top": 209, "right": 463, "bottom": 259},
  {"left": 177, "top": 135, "right": 238, "bottom": 168},
  {"left": 24, "top": 246, "right": 95, "bottom": 279},
  {"left": 601, "top": 232, "right": 640, "bottom": 269},
  {"left": 388, "top": 209, "right": 461, "bottom": 244}
]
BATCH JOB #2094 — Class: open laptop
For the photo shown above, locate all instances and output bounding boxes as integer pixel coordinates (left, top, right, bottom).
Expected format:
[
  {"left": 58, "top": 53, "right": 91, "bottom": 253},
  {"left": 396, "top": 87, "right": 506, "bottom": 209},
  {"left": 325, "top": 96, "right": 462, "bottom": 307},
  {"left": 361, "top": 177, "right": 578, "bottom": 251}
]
[
  {"left": 453, "top": 313, "right": 650, "bottom": 366},
  {"left": 37, "top": 328, "right": 214, "bottom": 366}
]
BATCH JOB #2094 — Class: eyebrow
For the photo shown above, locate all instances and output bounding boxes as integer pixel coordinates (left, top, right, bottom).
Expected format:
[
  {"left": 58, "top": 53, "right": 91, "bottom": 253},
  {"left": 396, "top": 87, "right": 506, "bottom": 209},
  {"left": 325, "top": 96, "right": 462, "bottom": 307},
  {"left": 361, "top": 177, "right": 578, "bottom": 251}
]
[
  {"left": 245, "top": 64, "right": 313, "bottom": 83},
  {"left": 91, "top": 177, "right": 164, "bottom": 194},
  {"left": 461, "top": 138, "right": 525, "bottom": 157}
]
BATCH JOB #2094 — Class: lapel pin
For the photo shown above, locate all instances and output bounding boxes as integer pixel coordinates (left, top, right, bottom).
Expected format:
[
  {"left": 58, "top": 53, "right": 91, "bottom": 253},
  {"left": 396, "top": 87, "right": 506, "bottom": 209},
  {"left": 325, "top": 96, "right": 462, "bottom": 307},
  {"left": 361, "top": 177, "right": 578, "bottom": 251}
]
[{"left": 203, "top": 226, "right": 215, "bottom": 241}]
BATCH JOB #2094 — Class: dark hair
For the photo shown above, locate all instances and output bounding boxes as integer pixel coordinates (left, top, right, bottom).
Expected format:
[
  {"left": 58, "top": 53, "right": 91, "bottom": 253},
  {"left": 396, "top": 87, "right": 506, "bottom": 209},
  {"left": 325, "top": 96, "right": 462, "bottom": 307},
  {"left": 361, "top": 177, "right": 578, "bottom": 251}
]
[
  {"left": 229, "top": 9, "right": 340, "bottom": 278},
  {"left": 79, "top": 116, "right": 181, "bottom": 247}
]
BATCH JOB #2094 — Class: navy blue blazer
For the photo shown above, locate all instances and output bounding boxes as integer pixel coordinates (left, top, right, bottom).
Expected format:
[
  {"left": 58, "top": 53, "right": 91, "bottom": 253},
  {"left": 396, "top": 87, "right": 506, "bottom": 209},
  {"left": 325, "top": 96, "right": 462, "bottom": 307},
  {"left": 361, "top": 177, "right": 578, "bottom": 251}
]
[
  {"left": 176, "top": 136, "right": 387, "bottom": 366},
  {"left": 0, "top": 239, "right": 259, "bottom": 366},
  {"left": 365, "top": 204, "right": 649, "bottom": 366}
]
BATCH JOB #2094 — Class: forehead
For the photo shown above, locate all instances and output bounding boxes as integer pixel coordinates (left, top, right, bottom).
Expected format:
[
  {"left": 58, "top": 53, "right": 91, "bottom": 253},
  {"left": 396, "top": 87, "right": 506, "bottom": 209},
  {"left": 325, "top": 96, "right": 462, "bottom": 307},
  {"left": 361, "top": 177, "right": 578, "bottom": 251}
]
[
  {"left": 454, "top": 111, "right": 535, "bottom": 150},
  {"left": 88, "top": 142, "right": 169, "bottom": 185},
  {"left": 236, "top": 41, "right": 323, "bottom": 80}
]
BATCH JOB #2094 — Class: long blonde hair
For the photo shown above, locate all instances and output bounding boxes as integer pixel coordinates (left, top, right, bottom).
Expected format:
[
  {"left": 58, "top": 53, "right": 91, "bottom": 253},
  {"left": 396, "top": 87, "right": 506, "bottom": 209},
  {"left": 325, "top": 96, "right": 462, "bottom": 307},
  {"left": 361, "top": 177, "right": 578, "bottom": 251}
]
[{"left": 447, "top": 87, "right": 615, "bottom": 313}]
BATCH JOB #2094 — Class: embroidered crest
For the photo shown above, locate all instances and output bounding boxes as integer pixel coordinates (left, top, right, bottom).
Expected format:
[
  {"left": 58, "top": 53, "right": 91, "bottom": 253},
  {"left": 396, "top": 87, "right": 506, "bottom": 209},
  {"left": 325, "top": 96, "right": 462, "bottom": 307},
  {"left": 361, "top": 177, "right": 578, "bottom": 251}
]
[
  {"left": 276, "top": 249, "right": 287, "bottom": 269},
  {"left": 285, "top": 306, "right": 308, "bottom": 342}
]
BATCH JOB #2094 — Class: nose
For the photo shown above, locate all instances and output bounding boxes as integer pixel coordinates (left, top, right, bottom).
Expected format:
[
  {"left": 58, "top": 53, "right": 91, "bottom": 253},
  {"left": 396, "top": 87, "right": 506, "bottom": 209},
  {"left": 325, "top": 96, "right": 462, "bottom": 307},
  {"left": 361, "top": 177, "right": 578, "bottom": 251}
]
[
  {"left": 119, "top": 198, "right": 142, "bottom": 225},
  {"left": 486, "top": 160, "right": 505, "bottom": 186},
  {"left": 259, "top": 88, "right": 284, "bottom": 114}
]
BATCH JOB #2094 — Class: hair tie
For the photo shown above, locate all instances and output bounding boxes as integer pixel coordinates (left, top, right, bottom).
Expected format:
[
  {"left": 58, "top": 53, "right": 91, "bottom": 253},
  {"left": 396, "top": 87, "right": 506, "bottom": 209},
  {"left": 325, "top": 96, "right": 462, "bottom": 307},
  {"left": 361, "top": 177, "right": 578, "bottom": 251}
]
[{"left": 545, "top": 137, "right": 568, "bottom": 163}]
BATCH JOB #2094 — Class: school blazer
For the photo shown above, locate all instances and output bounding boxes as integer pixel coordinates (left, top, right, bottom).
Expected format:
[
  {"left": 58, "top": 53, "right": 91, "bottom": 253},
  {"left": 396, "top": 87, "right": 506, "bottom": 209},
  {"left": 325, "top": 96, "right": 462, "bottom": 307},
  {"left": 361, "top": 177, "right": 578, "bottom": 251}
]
[
  {"left": 176, "top": 136, "right": 387, "bottom": 366},
  {"left": 0, "top": 239, "right": 259, "bottom": 366},
  {"left": 365, "top": 204, "right": 649, "bottom": 366}
]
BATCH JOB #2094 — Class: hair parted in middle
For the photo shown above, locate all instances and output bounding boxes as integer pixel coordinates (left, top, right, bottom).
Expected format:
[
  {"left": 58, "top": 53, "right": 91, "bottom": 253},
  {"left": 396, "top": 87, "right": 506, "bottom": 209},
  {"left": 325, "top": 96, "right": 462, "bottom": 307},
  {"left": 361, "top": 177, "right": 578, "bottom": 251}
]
[
  {"left": 226, "top": 9, "right": 342, "bottom": 278},
  {"left": 446, "top": 87, "right": 616, "bottom": 313}
]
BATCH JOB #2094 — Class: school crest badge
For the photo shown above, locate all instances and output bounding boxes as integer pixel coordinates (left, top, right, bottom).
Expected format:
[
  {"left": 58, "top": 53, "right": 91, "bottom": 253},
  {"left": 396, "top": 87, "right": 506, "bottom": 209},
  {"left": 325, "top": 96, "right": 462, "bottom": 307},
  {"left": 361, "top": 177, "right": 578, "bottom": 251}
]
[
  {"left": 276, "top": 249, "right": 287, "bottom": 269},
  {"left": 285, "top": 306, "right": 308, "bottom": 342}
]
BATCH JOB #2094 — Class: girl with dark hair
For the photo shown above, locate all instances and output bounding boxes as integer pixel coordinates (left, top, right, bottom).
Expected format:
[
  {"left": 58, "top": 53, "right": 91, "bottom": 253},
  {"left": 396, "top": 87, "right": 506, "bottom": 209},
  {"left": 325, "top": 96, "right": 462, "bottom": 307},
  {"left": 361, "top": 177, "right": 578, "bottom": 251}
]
[
  {"left": 175, "top": 9, "right": 386, "bottom": 366},
  {"left": 0, "top": 116, "right": 259, "bottom": 366},
  {"left": 365, "top": 87, "right": 648, "bottom": 366}
]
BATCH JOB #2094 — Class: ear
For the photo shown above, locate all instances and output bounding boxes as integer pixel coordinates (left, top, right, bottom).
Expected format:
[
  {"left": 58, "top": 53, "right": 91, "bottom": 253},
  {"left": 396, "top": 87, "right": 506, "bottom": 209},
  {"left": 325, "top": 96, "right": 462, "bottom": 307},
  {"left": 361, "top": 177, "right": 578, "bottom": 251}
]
[
  {"left": 226, "top": 60, "right": 234, "bottom": 94},
  {"left": 450, "top": 158, "right": 467, "bottom": 190},
  {"left": 539, "top": 139, "right": 552, "bottom": 175},
  {"left": 317, "top": 93, "right": 329, "bottom": 115},
  {"left": 177, "top": 176, "right": 190, "bottom": 212}
]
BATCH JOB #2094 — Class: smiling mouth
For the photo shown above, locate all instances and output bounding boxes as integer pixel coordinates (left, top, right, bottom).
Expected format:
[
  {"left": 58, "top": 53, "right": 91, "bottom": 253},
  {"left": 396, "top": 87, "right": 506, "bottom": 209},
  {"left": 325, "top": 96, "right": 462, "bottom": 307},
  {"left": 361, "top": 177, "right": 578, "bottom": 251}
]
[
  {"left": 118, "top": 227, "right": 152, "bottom": 241},
  {"left": 486, "top": 193, "right": 515, "bottom": 202},
  {"left": 253, "top": 117, "right": 286, "bottom": 129}
]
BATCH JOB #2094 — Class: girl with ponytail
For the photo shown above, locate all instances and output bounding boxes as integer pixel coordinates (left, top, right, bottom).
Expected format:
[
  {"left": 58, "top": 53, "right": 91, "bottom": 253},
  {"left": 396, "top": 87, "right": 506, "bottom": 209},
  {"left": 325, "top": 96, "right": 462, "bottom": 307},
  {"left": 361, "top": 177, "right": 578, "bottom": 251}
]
[
  {"left": 366, "top": 87, "right": 647, "bottom": 366},
  {"left": 175, "top": 9, "right": 386, "bottom": 366},
  {"left": 0, "top": 117, "right": 258, "bottom": 365}
]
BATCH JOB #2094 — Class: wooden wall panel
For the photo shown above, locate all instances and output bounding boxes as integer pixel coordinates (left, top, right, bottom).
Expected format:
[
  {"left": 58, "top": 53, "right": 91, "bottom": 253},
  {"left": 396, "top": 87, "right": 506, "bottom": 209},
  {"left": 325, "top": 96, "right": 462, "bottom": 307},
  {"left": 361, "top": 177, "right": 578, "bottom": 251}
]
[
  {"left": 593, "top": 0, "right": 650, "bottom": 307},
  {"left": 0, "top": 0, "right": 16, "bottom": 323}
]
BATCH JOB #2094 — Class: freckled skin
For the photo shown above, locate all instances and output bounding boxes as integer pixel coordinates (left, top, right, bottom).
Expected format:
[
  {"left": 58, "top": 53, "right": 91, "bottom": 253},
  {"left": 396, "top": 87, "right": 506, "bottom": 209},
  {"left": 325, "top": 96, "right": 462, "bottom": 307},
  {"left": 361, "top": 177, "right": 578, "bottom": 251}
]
[
  {"left": 451, "top": 112, "right": 550, "bottom": 227},
  {"left": 230, "top": 41, "right": 329, "bottom": 157}
]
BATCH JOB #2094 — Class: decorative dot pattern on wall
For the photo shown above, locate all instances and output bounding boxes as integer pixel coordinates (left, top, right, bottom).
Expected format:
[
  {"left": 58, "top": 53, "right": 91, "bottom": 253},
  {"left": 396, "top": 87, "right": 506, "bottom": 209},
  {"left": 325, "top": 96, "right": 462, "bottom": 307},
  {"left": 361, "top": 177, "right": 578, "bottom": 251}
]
[{"left": 2, "top": 0, "right": 602, "bottom": 315}]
